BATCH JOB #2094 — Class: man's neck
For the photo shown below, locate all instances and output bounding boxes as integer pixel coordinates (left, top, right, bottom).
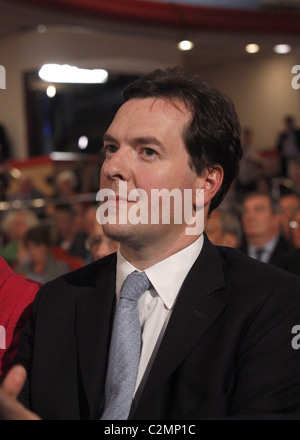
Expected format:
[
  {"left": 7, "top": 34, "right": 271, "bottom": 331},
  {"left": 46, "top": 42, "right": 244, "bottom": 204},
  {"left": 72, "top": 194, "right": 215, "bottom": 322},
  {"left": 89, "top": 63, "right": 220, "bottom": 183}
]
[
  {"left": 119, "top": 234, "right": 202, "bottom": 270},
  {"left": 248, "top": 233, "right": 278, "bottom": 248}
]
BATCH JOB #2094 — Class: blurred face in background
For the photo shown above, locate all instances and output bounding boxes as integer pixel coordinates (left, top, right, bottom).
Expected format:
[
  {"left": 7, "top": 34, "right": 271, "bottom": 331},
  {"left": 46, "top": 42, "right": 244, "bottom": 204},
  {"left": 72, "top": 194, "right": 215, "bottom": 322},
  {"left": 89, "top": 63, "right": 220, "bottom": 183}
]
[
  {"left": 25, "top": 241, "right": 48, "bottom": 266},
  {"left": 279, "top": 194, "right": 300, "bottom": 238},
  {"left": 87, "top": 222, "right": 118, "bottom": 261},
  {"left": 242, "top": 195, "right": 281, "bottom": 244},
  {"left": 289, "top": 209, "right": 300, "bottom": 249}
]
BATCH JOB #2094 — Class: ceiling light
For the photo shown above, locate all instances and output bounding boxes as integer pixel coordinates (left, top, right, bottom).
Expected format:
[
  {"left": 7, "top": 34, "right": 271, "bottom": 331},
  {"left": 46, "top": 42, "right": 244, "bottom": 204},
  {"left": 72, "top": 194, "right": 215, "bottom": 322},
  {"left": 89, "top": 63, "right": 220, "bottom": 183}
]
[
  {"left": 38, "top": 64, "right": 108, "bottom": 84},
  {"left": 37, "top": 25, "right": 47, "bottom": 33},
  {"left": 245, "top": 44, "right": 260, "bottom": 54},
  {"left": 46, "top": 85, "right": 56, "bottom": 98},
  {"left": 273, "top": 44, "right": 291, "bottom": 54},
  {"left": 78, "top": 136, "right": 88, "bottom": 150},
  {"left": 177, "top": 40, "right": 194, "bottom": 51}
]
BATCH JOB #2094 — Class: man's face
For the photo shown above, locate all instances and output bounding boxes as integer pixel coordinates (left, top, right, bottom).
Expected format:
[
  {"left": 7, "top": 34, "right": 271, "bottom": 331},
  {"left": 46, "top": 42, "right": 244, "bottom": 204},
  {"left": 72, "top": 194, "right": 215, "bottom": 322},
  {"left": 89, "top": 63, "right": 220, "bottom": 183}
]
[
  {"left": 26, "top": 242, "right": 48, "bottom": 264},
  {"left": 242, "top": 195, "right": 280, "bottom": 241},
  {"left": 279, "top": 194, "right": 300, "bottom": 236},
  {"left": 100, "top": 97, "right": 203, "bottom": 249},
  {"left": 290, "top": 210, "right": 300, "bottom": 249}
]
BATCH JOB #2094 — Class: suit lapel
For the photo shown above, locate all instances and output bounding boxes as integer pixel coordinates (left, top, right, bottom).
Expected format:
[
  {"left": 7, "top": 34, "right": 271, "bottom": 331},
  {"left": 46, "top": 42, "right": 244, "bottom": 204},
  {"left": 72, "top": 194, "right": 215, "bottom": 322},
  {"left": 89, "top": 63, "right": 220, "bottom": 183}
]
[
  {"left": 76, "top": 254, "right": 117, "bottom": 419},
  {"left": 133, "top": 236, "right": 226, "bottom": 410}
]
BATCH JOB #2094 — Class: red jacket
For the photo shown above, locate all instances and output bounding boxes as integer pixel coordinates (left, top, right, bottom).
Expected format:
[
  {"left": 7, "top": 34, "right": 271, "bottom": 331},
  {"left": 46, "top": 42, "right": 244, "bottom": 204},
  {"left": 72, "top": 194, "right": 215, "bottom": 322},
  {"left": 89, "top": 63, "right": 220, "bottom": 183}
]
[{"left": 0, "top": 257, "right": 40, "bottom": 382}]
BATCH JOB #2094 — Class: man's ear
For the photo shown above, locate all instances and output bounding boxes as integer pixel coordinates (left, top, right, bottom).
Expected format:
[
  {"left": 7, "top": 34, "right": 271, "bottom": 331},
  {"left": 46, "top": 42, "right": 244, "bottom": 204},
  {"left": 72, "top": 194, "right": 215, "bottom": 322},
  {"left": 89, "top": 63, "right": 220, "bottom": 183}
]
[{"left": 195, "top": 165, "right": 224, "bottom": 208}]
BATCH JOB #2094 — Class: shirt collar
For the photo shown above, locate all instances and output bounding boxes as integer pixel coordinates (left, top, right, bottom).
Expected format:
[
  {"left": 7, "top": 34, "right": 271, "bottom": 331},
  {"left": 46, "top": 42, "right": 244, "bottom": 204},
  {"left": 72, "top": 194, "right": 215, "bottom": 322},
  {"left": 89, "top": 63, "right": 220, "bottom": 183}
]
[
  {"left": 249, "top": 235, "right": 279, "bottom": 255},
  {"left": 116, "top": 235, "right": 204, "bottom": 310}
]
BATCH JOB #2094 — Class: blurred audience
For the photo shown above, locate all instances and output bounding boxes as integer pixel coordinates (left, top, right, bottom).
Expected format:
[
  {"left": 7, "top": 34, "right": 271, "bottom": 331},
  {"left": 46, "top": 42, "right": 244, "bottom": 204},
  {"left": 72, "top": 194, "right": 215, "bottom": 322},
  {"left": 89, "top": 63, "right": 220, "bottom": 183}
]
[
  {"left": 0, "top": 209, "right": 40, "bottom": 267},
  {"left": 272, "top": 205, "right": 300, "bottom": 276},
  {"left": 51, "top": 205, "right": 88, "bottom": 260},
  {"left": 205, "top": 208, "right": 242, "bottom": 248},
  {"left": 55, "top": 169, "right": 79, "bottom": 201},
  {"left": 85, "top": 221, "right": 119, "bottom": 263},
  {"left": 276, "top": 115, "right": 300, "bottom": 177},
  {"left": 7, "top": 172, "right": 45, "bottom": 218},
  {"left": 239, "top": 191, "right": 289, "bottom": 263},
  {"left": 8, "top": 172, "right": 44, "bottom": 203},
  {"left": 16, "top": 225, "right": 70, "bottom": 284},
  {"left": 279, "top": 192, "right": 300, "bottom": 239},
  {"left": 287, "top": 157, "right": 300, "bottom": 194},
  {"left": 235, "top": 127, "right": 264, "bottom": 201}
]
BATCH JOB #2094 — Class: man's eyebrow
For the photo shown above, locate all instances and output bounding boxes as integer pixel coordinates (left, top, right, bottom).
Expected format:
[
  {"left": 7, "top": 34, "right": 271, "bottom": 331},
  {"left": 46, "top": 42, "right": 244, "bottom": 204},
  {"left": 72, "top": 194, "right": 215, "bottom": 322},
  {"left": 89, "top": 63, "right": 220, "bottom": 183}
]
[
  {"left": 133, "top": 136, "right": 165, "bottom": 150},
  {"left": 103, "top": 134, "right": 166, "bottom": 151},
  {"left": 103, "top": 133, "right": 118, "bottom": 143}
]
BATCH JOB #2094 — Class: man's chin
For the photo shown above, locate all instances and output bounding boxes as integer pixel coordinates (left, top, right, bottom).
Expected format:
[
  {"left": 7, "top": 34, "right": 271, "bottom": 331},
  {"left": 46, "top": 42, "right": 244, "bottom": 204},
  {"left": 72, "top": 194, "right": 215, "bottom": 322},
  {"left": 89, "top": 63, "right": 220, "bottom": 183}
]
[{"left": 101, "top": 223, "right": 136, "bottom": 243}]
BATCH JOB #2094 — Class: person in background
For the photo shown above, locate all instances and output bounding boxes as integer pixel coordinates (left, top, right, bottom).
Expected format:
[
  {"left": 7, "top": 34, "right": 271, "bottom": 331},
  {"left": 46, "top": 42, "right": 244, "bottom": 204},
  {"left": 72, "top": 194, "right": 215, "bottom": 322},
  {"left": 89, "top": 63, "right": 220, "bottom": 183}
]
[
  {"left": 0, "top": 209, "right": 40, "bottom": 268},
  {"left": 272, "top": 205, "right": 300, "bottom": 276},
  {"left": 55, "top": 169, "right": 79, "bottom": 201},
  {"left": 16, "top": 225, "right": 70, "bottom": 284},
  {"left": 51, "top": 204, "right": 88, "bottom": 260},
  {"left": 279, "top": 192, "right": 300, "bottom": 239},
  {"left": 235, "top": 127, "right": 264, "bottom": 201},
  {"left": 277, "top": 115, "right": 300, "bottom": 177},
  {"left": 205, "top": 207, "right": 241, "bottom": 248},
  {"left": 7, "top": 173, "right": 45, "bottom": 218},
  {"left": 85, "top": 221, "right": 119, "bottom": 263},
  {"left": 239, "top": 191, "right": 289, "bottom": 263},
  {"left": 0, "top": 257, "right": 40, "bottom": 382}
]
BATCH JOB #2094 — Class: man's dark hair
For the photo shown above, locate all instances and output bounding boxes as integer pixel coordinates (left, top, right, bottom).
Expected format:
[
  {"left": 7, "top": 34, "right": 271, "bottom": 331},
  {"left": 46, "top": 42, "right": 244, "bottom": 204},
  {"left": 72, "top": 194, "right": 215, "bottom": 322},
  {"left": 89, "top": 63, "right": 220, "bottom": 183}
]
[
  {"left": 123, "top": 66, "right": 242, "bottom": 213},
  {"left": 242, "top": 191, "right": 281, "bottom": 215}
]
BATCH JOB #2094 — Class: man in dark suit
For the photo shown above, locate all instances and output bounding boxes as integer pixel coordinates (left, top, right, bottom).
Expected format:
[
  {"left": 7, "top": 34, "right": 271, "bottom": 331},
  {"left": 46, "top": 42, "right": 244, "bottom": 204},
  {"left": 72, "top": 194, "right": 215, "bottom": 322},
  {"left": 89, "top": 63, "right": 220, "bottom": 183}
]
[
  {"left": 277, "top": 115, "right": 300, "bottom": 177},
  {"left": 1, "top": 67, "right": 300, "bottom": 420},
  {"left": 239, "top": 191, "right": 290, "bottom": 264}
]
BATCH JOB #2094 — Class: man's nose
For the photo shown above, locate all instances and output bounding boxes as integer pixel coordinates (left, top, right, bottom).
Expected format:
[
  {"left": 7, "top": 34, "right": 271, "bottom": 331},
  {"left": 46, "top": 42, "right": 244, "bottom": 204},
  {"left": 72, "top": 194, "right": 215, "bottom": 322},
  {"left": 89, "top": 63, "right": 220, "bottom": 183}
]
[{"left": 102, "top": 148, "right": 131, "bottom": 181}]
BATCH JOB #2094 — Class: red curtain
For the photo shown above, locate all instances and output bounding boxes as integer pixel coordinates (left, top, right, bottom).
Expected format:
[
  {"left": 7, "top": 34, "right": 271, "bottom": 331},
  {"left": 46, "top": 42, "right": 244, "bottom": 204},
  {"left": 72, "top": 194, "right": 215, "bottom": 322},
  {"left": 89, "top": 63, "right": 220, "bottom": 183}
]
[{"left": 7, "top": 0, "right": 300, "bottom": 33}]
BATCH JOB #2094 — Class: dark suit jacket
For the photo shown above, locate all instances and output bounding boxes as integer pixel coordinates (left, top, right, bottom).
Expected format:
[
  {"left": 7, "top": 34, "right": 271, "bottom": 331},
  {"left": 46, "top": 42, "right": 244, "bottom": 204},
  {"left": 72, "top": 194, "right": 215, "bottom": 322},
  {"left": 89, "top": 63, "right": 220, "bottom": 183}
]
[
  {"left": 17, "top": 235, "right": 300, "bottom": 420},
  {"left": 277, "top": 128, "right": 300, "bottom": 155},
  {"left": 239, "top": 234, "right": 290, "bottom": 264},
  {"left": 272, "top": 249, "right": 300, "bottom": 277}
]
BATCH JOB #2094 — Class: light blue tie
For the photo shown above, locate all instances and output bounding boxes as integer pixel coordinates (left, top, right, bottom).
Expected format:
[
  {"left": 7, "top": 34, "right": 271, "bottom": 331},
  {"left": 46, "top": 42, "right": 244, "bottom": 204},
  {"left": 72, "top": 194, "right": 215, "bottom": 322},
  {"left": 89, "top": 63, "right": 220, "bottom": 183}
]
[{"left": 101, "top": 271, "right": 151, "bottom": 420}]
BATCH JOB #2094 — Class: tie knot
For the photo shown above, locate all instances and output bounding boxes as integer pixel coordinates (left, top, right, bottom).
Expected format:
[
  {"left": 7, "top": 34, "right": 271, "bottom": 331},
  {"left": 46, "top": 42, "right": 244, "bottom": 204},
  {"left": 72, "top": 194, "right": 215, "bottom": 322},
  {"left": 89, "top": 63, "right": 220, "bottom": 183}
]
[
  {"left": 255, "top": 247, "right": 265, "bottom": 261},
  {"left": 120, "top": 271, "right": 150, "bottom": 302}
]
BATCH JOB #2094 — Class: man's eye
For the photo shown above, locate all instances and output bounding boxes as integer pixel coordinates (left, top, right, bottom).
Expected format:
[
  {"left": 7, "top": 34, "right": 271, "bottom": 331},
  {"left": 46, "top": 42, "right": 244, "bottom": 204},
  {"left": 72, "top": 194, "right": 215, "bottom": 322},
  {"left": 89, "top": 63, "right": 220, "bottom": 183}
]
[
  {"left": 104, "top": 144, "right": 118, "bottom": 154},
  {"left": 143, "top": 148, "right": 157, "bottom": 157}
]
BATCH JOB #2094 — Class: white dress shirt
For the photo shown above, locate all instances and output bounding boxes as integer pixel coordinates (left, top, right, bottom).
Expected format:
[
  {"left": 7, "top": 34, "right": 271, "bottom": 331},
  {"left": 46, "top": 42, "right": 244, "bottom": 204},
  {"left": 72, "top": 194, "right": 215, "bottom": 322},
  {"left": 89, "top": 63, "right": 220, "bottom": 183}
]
[{"left": 115, "top": 234, "right": 204, "bottom": 394}]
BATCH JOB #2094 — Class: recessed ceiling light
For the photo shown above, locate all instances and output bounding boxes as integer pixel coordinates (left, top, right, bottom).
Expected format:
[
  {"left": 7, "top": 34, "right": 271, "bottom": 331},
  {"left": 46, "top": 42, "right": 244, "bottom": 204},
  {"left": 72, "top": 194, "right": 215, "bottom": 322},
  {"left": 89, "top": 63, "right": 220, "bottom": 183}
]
[
  {"left": 46, "top": 85, "right": 56, "bottom": 98},
  {"left": 245, "top": 44, "right": 260, "bottom": 54},
  {"left": 273, "top": 44, "right": 291, "bottom": 54},
  {"left": 37, "top": 25, "right": 47, "bottom": 33},
  {"left": 177, "top": 40, "right": 194, "bottom": 51}
]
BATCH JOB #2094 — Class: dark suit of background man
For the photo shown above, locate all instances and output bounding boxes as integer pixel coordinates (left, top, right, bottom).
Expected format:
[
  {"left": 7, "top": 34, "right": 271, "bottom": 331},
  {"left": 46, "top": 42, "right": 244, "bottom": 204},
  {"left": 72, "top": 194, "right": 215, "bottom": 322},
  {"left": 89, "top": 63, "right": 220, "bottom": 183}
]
[
  {"left": 277, "top": 115, "right": 300, "bottom": 177},
  {"left": 1, "top": 67, "right": 300, "bottom": 420}
]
